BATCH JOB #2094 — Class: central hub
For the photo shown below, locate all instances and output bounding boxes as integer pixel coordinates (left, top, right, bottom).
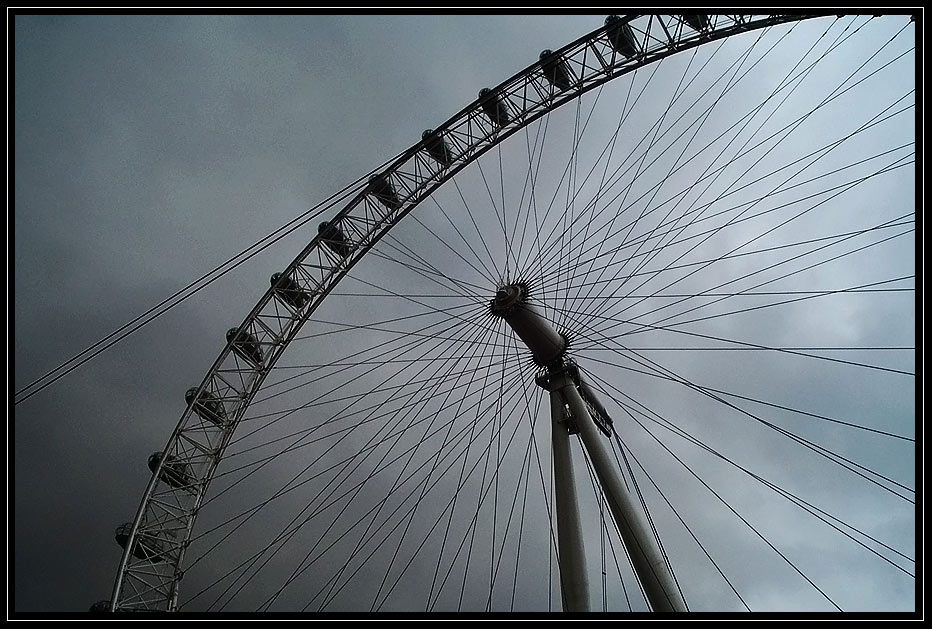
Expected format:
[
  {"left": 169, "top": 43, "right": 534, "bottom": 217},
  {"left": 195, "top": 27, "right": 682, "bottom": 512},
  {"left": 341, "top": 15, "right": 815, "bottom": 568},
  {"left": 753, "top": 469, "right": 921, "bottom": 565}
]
[
  {"left": 490, "top": 282, "right": 568, "bottom": 367},
  {"left": 490, "top": 281, "right": 529, "bottom": 315}
]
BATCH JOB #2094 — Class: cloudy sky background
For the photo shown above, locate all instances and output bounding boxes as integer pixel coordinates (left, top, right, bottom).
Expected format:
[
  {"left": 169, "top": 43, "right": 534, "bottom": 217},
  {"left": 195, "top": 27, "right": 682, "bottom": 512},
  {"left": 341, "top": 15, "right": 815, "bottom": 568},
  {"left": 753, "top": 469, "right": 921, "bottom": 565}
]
[{"left": 13, "top": 14, "right": 917, "bottom": 614}]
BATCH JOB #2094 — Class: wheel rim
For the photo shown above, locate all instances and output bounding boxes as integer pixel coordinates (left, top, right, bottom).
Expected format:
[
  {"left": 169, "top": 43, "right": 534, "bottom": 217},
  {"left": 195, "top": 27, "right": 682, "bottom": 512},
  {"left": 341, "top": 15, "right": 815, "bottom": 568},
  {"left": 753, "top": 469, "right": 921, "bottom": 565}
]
[{"left": 111, "top": 14, "right": 916, "bottom": 612}]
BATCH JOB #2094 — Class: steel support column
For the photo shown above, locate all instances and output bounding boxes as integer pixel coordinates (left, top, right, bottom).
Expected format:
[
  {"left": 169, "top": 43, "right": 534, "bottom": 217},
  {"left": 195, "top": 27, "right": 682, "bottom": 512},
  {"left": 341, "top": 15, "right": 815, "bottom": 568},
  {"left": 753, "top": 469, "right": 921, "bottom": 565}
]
[
  {"left": 548, "top": 370, "right": 686, "bottom": 613},
  {"left": 550, "top": 389, "right": 590, "bottom": 612}
]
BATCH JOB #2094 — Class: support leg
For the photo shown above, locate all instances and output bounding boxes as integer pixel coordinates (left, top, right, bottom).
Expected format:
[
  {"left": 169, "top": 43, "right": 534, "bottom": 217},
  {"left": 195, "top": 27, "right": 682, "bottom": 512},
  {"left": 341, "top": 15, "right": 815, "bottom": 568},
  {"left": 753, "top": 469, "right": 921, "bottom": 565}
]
[
  {"left": 550, "top": 391, "right": 590, "bottom": 612},
  {"left": 551, "top": 370, "right": 686, "bottom": 613}
]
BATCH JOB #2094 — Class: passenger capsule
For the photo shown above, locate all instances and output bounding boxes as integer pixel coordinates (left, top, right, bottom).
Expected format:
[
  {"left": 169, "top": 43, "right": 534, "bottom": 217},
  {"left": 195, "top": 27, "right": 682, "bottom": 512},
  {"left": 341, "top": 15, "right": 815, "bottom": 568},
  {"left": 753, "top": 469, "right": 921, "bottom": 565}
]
[
  {"left": 369, "top": 173, "right": 402, "bottom": 211},
  {"left": 540, "top": 49, "right": 573, "bottom": 90},
  {"left": 115, "top": 523, "right": 166, "bottom": 562},
  {"left": 478, "top": 88, "right": 511, "bottom": 127},
  {"left": 605, "top": 15, "right": 640, "bottom": 58},
  {"left": 185, "top": 387, "right": 226, "bottom": 426},
  {"left": 148, "top": 452, "right": 193, "bottom": 490},
  {"left": 89, "top": 601, "right": 110, "bottom": 613},
  {"left": 682, "top": 14, "right": 710, "bottom": 32},
  {"left": 226, "top": 327, "right": 263, "bottom": 367},
  {"left": 422, "top": 129, "right": 452, "bottom": 166},
  {"left": 271, "top": 272, "right": 310, "bottom": 311},
  {"left": 318, "top": 221, "right": 353, "bottom": 257}
]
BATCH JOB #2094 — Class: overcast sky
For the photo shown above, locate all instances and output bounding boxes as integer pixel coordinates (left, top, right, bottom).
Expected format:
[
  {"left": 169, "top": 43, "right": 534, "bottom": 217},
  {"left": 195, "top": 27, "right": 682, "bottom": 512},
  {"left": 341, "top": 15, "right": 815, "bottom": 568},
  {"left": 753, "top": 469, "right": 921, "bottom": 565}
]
[{"left": 12, "top": 13, "right": 918, "bottom": 615}]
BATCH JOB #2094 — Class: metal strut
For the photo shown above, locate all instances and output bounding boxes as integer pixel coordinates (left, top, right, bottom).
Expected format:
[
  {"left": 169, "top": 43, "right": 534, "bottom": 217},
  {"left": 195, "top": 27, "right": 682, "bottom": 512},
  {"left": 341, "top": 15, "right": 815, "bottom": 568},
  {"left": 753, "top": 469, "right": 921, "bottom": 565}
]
[
  {"left": 544, "top": 368, "right": 686, "bottom": 612},
  {"left": 494, "top": 282, "right": 685, "bottom": 612},
  {"left": 536, "top": 362, "right": 613, "bottom": 437}
]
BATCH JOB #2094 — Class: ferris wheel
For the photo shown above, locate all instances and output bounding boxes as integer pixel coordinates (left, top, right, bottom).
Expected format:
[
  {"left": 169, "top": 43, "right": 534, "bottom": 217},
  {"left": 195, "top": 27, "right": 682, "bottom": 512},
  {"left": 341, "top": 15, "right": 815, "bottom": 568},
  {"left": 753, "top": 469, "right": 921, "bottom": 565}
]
[{"left": 97, "top": 14, "right": 916, "bottom": 612}]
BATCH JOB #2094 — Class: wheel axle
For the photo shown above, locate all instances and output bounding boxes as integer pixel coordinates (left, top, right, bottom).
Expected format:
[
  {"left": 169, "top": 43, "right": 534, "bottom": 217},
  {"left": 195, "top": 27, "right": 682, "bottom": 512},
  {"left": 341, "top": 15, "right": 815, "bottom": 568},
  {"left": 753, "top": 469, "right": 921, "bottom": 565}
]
[{"left": 490, "top": 282, "right": 568, "bottom": 367}]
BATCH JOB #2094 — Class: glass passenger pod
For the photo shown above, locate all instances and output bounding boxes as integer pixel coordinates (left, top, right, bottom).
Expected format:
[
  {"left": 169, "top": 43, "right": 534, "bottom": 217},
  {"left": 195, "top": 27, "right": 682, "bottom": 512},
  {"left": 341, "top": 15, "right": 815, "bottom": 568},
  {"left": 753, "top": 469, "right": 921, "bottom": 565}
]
[
  {"left": 147, "top": 451, "right": 194, "bottom": 490},
  {"left": 422, "top": 129, "right": 452, "bottom": 166},
  {"left": 682, "top": 14, "right": 710, "bottom": 32},
  {"left": 539, "top": 49, "right": 572, "bottom": 90},
  {"left": 478, "top": 88, "right": 511, "bottom": 127},
  {"left": 369, "top": 173, "right": 402, "bottom": 211},
  {"left": 605, "top": 15, "right": 640, "bottom": 58},
  {"left": 114, "top": 523, "right": 168, "bottom": 563},
  {"left": 318, "top": 221, "right": 353, "bottom": 257},
  {"left": 185, "top": 386, "right": 226, "bottom": 426},
  {"left": 271, "top": 272, "right": 310, "bottom": 311},
  {"left": 226, "top": 327, "right": 264, "bottom": 367}
]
